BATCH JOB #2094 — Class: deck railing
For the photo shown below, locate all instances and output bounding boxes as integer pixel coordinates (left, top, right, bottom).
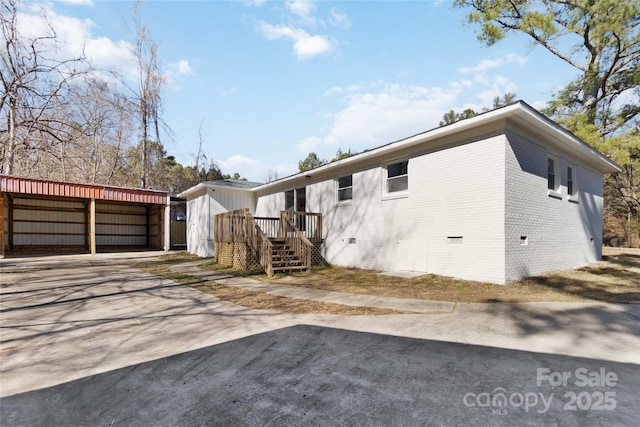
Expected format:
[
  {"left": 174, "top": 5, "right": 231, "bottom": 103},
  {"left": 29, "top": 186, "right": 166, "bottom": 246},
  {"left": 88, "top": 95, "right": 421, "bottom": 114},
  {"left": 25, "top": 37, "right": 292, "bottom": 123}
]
[
  {"left": 281, "top": 211, "right": 322, "bottom": 243},
  {"left": 254, "top": 217, "right": 280, "bottom": 238},
  {"left": 214, "top": 208, "right": 321, "bottom": 276}
]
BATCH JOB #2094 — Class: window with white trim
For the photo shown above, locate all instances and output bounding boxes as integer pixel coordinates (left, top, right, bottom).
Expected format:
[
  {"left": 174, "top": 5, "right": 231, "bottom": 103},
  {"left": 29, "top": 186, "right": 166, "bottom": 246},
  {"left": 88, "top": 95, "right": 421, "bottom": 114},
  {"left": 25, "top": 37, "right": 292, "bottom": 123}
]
[
  {"left": 567, "top": 164, "right": 577, "bottom": 197},
  {"left": 386, "top": 160, "right": 408, "bottom": 193},
  {"left": 337, "top": 175, "right": 353, "bottom": 202},
  {"left": 547, "top": 156, "right": 560, "bottom": 195}
]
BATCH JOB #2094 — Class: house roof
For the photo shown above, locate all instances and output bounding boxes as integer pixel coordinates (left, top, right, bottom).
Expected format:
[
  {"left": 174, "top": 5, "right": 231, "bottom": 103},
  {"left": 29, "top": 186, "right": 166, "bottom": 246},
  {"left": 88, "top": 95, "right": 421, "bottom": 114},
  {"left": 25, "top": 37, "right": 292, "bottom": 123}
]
[
  {"left": 254, "top": 101, "right": 621, "bottom": 193},
  {"left": 177, "top": 101, "right": 621, "bottom": 199},
  {"left": 1, "top": 175, "right": 168, "bottom": 204},
  {"left": 177, "top": 179, "right": 262, "bottom": 199}
]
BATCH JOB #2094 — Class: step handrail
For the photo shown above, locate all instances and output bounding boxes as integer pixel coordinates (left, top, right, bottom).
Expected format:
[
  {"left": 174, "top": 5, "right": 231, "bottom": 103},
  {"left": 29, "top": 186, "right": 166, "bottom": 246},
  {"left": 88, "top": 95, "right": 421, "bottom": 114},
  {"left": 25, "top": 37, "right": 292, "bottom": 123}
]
[
  {"left": 281, "top": 213, "right": 313, "bottom": 272},
  {"left": 244, "top": 209, "right": 274, "bottom": 276}
]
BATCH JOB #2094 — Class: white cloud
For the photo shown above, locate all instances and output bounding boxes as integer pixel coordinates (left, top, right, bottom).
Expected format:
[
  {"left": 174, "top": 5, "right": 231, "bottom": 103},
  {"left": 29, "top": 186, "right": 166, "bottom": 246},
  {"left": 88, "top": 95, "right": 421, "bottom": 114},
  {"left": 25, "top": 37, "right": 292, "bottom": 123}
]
[
  {"left": 458, "top": 53, "right": 527, "bottom": 74},
  {"left": 329, "top": 8, "right": 351, "bottom": 29},
  {"left": 244, "top": 0, "right": 268, "bottom": 6},
  {"left": 307, "top": 73, "right": 520, "bottom": 155},
  {"left": 464, "top": 75, "right": 518, "bottom": 111},
  {"left": 258, "top": 21, "right": 335, "bottom": 60},
  {"left": 164, "top": 60, "right": 193, "bottom": 88},
  {"left": 319, "top": 83, "right": 462, "bottom": 149},
  {"left": 58, "top": 0, "right": 95, "bottom": 5},
  {"left": 217, "top": 155, "right": 260, "bottom": 171},
  {"left": 286, "top": 0, "right": 316, "bottom": 23},
  {"left": 295, "top": 136, "right": 322, "bottom": 152},
  {"left": 176, "top": 59, "right": 192, "bottom": 75},
  {"left": 13, "top": 4, "right": 136, "bottom": 80},
  {"left": 12, "top": 3, "right": 192, "bottom": 88}
]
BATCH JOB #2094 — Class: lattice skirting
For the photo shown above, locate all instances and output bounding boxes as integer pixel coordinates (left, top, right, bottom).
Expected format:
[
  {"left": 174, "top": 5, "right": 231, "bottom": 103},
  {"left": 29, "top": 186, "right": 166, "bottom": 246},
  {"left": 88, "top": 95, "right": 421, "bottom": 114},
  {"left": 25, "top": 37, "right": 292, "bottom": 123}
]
[
  {"left": 311, "top": 243, "right": 327, "bottom": 265},
  {"left": 215, "top": 242, "right": 260, "bottom": 270},
  {"left": 216, "top": 241, "right": 326, "bottom": 270}
]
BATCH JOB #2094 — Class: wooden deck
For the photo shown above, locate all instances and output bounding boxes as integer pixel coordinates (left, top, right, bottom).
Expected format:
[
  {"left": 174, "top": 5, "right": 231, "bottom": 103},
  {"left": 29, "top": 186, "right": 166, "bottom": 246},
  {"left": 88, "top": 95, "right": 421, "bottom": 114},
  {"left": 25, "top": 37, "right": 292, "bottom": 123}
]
[{"left": 214, "top": 209, "right": 322, "bottom": 276}]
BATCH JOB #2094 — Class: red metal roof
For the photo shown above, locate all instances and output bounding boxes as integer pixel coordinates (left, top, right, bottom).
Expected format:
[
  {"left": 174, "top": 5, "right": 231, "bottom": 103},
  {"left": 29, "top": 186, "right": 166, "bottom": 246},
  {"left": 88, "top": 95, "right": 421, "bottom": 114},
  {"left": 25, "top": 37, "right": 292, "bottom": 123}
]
[{"left": 0, "top": 175, "right": 167, "bottom": 205}]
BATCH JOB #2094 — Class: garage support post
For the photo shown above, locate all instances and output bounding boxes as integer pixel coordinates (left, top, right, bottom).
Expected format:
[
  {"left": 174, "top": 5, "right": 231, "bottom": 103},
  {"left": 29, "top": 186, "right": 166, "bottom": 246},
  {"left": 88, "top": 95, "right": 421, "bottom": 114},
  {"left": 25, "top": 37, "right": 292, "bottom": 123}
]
[
  {"left": 164, "top": 202, "right": 170, "bottom": 251},
  {"left": 7, "top": 194, "right": 13, "bottom": 252},
  {"left": 89, "top": 198, "right": 96, "bottom": 254},
  {"left": 0, "top": 193, "right": 4, "bottom": 258}
]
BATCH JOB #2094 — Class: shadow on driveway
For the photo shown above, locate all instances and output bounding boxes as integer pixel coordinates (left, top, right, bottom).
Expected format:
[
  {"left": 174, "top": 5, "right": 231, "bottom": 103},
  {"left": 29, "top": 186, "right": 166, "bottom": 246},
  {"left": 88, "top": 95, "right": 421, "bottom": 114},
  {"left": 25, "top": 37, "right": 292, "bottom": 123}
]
[{"left": 1, "top": 325, "right": 637, "bottom": 426}]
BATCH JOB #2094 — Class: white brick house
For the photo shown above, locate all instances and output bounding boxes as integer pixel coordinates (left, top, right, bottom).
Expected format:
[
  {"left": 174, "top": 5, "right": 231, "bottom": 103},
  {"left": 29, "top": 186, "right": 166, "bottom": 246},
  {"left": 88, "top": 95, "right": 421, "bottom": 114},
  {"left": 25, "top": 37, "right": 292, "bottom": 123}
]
[{"left": 179, "top": 102, "right": 620, "bottom": 283}]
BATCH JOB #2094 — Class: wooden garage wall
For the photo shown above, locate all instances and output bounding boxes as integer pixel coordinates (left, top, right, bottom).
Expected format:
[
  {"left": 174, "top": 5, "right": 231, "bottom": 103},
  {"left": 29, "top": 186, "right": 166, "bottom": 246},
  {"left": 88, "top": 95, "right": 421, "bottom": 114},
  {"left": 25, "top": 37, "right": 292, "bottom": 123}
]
[
  {"left": 2, "top": 196, "right": 164, "bottom": 250},
  {"left": 95, "top": 202, "right": 163, "bottom": 248},
  {"left": 149, "top": 204, "right": 162, "bottom": 249},
  {"left": 96, "top": 201, "right": 147, "bottom": 246},
  {"left": 12, "top": 196, "right": 86, "bottom": 248}
]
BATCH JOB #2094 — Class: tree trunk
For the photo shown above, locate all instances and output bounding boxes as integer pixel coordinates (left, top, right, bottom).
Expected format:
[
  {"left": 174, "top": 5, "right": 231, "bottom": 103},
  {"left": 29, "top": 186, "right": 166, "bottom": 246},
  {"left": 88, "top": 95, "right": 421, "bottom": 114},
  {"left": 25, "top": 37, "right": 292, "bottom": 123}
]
[{"left": 3, "top": 97, "right": 16, "bottom": 175}]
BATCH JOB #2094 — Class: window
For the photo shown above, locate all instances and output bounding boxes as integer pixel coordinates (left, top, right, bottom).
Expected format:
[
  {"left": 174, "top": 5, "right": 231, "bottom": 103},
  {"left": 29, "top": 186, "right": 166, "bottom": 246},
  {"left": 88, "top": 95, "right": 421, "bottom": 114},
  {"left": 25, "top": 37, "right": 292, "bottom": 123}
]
[
  {"left": 387, "top": 160, "right": 408, "bottom": 193},
  {"left": 337, "top": 175, "right": 353, "bottom": 202},
  {"left": 547, "top": 158, "right": 556, "bottom": 191},
  {"left": 567, "top": 165, "right": 577, "bottom": 197},
  {"left": 285, "top": 188, "right": 306, "bottom": 230},
  {"left": 285, "top": 190, "right": 294, "bottom": 211},
  {"left": 547, "top": 156, "right": 560, "bottom": 196}
]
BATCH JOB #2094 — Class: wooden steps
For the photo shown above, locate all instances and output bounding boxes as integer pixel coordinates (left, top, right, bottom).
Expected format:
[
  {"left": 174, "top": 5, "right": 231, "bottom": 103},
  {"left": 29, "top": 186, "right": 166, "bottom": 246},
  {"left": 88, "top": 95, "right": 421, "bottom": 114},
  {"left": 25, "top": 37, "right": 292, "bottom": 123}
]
[{"left": 270, "top": 238, "right": 307, "bottom": 272}]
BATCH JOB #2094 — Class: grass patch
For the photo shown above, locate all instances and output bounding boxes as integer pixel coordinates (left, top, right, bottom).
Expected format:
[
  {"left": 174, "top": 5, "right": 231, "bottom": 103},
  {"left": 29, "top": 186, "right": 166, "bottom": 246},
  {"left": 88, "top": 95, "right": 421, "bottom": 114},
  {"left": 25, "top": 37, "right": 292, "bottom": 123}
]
[
  {"left": 204, "top": 247, "right": 639, "bottom": 304},
  {"left": 135, "top": 253, "right": 403, "bottom": 315}
]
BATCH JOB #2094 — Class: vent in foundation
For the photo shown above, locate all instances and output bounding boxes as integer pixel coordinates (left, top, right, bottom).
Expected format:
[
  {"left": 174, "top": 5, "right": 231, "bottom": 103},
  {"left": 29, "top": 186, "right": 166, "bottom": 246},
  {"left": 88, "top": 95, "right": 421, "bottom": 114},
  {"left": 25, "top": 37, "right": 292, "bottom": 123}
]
[
  {"left": 347, "top": 238, "right": 356, "bottom": 244},
  {"left": 447, "top": 236, "right": 463, "bottom": 244}
]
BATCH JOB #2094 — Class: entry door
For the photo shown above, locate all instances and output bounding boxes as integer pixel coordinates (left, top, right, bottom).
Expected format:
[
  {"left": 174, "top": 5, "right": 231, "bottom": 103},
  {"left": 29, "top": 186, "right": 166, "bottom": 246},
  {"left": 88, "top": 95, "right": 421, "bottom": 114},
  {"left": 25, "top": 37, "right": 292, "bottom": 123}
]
[{"left": 295, "top": 187, "right": 306, "bottom": 231}]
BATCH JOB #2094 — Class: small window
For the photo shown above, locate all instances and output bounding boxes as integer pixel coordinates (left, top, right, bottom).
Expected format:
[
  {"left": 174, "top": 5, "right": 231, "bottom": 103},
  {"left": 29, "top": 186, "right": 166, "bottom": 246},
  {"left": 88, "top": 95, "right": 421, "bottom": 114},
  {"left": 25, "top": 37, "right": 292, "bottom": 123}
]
[
  {"left": 567, "top": 165, "right": 577, "bottom": 197},
  {"left": 547, "top": 158, "right": 556, "bottom": 191},
  {"left": 387, "top": 160, "right": 408, "bottom": 193},
  {"left": 337, "top": 175, "right": 353, "bottom": 201},
  {"left": 547, "top": 156, "right": 561, "bottom": 197},
  {"left": 520, "top": 236, "right": 529, "bottom": 246}
]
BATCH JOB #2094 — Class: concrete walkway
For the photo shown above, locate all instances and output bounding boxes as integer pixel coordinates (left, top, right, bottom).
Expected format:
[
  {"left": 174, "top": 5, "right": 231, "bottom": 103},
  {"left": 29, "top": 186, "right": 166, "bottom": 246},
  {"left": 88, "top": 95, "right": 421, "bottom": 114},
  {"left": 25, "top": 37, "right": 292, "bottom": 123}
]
[
  {"left": 2, "top": 252, "right": 639, "bottom": 426},
  {"left": 171, "top": 261, "right": 456, "bottom": 314},
  {"left": 2, "top": 252, "right": 638, "bottom": 405}
]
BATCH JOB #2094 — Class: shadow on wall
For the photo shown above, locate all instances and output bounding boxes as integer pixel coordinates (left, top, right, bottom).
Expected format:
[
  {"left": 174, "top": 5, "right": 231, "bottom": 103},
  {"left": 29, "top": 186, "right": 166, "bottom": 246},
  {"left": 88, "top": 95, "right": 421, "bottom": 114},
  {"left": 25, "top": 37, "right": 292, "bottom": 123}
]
[{"left": 313, "top": 170, "right": 420, "bottom": 271}]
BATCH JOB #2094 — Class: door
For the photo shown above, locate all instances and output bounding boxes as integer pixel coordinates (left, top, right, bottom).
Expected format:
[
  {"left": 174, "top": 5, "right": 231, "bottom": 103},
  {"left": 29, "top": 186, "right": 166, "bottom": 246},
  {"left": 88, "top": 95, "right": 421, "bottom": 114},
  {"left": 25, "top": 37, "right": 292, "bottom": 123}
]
[
  {"left": 295, "top": 187, "right": 306, "bottom": 231},
  {"left": 284, "top": 188, "right": 306, "bottom": 230}
]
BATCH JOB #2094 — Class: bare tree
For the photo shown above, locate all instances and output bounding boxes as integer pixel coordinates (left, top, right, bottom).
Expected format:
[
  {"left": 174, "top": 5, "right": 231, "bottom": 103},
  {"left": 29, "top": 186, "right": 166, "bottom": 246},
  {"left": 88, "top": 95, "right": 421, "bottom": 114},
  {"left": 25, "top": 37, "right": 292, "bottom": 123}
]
[
  {"left": 130, "top": 3, "right": 164, "bottom": 188},
  {"left": 0, "top": 0, "right": 87, "bottom": 175}
]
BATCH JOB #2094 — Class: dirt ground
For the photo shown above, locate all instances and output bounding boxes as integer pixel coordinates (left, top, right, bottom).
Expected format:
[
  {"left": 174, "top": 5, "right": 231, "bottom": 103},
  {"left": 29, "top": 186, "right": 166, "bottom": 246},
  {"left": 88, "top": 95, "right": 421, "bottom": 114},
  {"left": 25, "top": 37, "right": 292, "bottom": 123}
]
[{"left": 248, "top": 247, "right": 640, "bottom": 304}]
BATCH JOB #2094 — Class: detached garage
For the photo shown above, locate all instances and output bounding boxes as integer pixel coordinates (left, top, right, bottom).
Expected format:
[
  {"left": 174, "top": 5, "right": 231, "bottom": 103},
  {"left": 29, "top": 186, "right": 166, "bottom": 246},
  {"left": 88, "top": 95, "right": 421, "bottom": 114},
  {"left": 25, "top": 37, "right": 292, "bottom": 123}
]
[{"left": 1, "top": 175, "right": 169, "bottom": 257}]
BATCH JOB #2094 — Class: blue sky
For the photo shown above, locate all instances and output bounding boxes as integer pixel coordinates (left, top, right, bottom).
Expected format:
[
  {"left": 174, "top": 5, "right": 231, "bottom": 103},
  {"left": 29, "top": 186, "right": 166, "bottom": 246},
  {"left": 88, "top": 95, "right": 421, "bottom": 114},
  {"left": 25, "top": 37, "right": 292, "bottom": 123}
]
[{"left": 28, "top": 0, "right": 578, "bottom": 182}]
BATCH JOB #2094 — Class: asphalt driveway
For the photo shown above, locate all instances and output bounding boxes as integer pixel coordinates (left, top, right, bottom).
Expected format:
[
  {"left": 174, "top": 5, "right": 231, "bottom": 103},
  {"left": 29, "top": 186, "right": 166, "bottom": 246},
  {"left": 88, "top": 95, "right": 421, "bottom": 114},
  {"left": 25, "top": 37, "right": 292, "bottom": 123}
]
[{"left": 1, "top": 252, "right": 639, "bottom": 426}]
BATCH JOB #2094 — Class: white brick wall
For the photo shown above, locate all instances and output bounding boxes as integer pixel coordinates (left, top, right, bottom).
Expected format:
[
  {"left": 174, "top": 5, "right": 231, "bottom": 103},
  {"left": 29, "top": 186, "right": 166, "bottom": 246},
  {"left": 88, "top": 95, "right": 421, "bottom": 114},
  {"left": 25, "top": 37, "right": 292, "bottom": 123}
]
[
  {"left": 504, "top": 130, "right": 602, "bottom": 281},
  {"left": 252, "top": 129, "right": 606, "bottom": 284},
  {"left": 255, "top": 135, "right": 507, "bottom": 283}
]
